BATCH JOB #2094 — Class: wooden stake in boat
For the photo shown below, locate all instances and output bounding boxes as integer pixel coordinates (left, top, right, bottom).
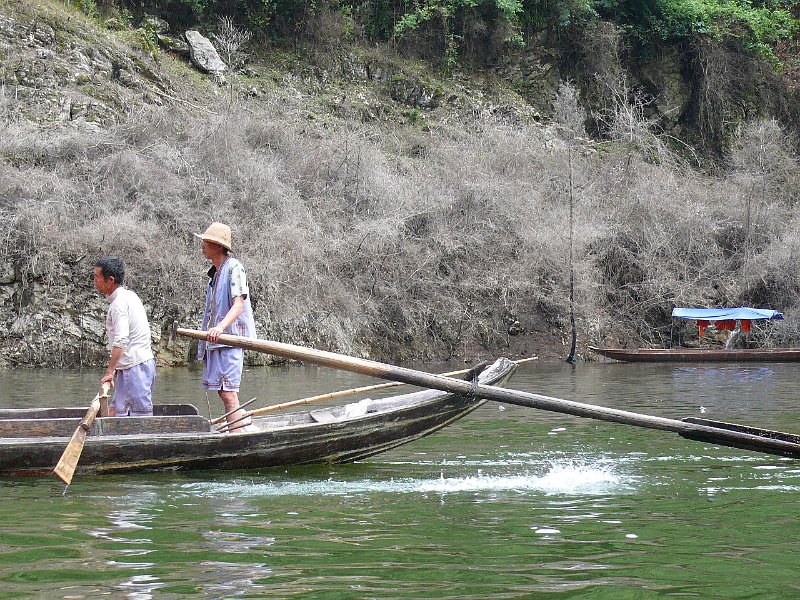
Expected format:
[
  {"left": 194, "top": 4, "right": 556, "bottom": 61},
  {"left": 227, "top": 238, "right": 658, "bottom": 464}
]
[
  {"left": 216, "top": 358, "right": 538, "bottom": 432},
  {"left": 210, "top": 397, "right": 258, "bottom": 425},
  {"left": 244, "top": 356, "right": 539, "bottom": 418},
  {"left": 53, "top": 384, "right": 110, "bottom": 486},
  {"left": 175, "top": 328, "right": 800, "bottom": 459}
]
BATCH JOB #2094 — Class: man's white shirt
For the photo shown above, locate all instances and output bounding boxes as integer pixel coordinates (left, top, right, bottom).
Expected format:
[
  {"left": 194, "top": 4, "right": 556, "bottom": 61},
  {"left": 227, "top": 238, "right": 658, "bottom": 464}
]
[{"left": 106, "top": 287, "right": 154, "bottom": 369}]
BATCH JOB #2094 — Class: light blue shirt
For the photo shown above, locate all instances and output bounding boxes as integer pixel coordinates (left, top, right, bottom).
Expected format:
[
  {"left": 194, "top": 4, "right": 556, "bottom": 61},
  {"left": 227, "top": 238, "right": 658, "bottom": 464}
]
[{"left": 198, "top": 256, "right": 257, "bottom": 359}]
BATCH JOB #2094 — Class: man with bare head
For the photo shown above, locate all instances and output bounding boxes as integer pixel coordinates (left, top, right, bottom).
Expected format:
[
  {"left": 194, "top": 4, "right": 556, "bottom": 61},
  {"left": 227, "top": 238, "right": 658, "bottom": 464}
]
[{"left": 94, "top": 256, "right": 155, "bottom": 416}]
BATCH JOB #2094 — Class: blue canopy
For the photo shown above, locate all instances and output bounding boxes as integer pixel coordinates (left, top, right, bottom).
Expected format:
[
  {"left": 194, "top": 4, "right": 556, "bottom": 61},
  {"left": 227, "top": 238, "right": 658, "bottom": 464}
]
[{"left": 671, "top": 308, "right": 783, "bottom": 321}]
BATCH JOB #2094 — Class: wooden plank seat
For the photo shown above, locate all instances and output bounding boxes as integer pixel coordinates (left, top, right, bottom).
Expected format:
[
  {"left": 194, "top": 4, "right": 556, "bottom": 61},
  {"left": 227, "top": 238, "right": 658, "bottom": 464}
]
[
  {"left": 0, "top": 404, "right": 201, "bottom": 420},
  {"left": 0, "top": 405, "right": 210, "bottom": 438}
]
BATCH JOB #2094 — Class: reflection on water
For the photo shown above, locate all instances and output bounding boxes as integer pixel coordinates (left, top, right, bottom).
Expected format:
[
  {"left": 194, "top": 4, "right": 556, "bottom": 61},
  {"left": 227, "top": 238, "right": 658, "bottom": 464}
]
[
  {"left": 673, "top": 364, "right": 777, "bottom": 383},
  {"left": 3, "top": 360, "right": 800, "bottom": 597}
]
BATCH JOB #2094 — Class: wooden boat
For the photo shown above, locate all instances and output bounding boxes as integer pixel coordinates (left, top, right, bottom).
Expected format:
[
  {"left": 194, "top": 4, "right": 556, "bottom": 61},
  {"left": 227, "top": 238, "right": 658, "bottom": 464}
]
[
  {"left": 0, "top": 358, "right": 516, "bottom": 478},
  {"left": 588, "top": 346, "right": 800, "bottom": 363},
  {"left": 589, "top": 306, "right": 797, "bottom": 363}
]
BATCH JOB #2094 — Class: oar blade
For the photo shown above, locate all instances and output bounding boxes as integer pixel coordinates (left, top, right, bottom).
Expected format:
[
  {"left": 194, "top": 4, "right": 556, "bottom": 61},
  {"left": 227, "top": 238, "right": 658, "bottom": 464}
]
[
  {"left": 53, "top": 428, "right": 89, "bottom": 485},
  {"left": 52, "top": 395, "right": 103, "bottom": 485},
  {"left": 683, "top": 417, "right": 800, "bottom": 444},
  {"left": 680, "top": 417, "right": 800, "bottom": 458}
]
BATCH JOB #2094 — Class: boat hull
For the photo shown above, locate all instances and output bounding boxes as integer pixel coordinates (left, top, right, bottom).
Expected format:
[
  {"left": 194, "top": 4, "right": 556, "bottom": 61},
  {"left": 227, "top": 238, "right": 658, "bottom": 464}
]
[
  {"left": 0, "top": 358, "right": 516, "bottom": 477},
  {"left": 588, "top": 346, "right": 800, "bottom": 363}
]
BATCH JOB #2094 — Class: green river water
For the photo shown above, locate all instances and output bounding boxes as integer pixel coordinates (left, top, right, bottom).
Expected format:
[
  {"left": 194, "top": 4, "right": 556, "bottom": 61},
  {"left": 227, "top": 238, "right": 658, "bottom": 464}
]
[{"left": 1, "top": 360, "right": 799, "bottom": 598}]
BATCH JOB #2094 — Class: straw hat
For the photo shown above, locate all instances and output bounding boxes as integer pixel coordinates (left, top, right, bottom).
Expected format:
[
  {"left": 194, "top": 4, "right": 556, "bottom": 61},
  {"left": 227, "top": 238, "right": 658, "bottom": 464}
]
[{"left": 194, "top": 222, "right": 232, "bottom": 251}]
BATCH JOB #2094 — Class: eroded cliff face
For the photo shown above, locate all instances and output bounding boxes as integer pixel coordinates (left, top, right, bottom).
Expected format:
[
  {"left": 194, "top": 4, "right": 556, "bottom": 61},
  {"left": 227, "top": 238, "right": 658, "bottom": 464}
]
[
  {"left": 0, "top": 258, "right": 106, "bottom": 368},
  {"left": 0, "top": 255, "right": 194, "bottom": 368},
  {"left": 0, "top": 2, "right": 557, "bottom": 129}
]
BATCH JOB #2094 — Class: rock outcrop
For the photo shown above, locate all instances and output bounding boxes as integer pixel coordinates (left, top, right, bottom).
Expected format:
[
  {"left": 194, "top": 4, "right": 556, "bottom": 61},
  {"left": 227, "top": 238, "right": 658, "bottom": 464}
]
[
  {"left": 185, "top": 30, "right": 226, "bottom": 75},
  {"left": 0, "top": 9, "right": 171, "bottom": 128}
]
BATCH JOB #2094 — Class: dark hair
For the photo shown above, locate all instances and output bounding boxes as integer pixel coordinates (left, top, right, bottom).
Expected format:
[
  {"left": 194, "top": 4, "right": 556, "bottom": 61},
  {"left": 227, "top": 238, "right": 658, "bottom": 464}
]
[{"left": 95, "top": 256, "right": 125, "bottom": 285}]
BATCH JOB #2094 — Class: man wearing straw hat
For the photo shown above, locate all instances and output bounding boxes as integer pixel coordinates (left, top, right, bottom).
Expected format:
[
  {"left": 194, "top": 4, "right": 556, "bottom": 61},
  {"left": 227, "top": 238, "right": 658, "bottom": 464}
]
[{"left": 194, "top": 222, "right": 258, "bottom": 433}]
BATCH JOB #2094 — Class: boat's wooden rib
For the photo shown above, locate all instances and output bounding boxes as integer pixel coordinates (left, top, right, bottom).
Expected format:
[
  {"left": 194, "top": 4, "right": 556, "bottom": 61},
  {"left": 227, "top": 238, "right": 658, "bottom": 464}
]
[
  {"left": 588, "top": 346, "right": 800, "bottom": 363},
  {"left": 0, "top": 358, "right": 516, "bottom": 477}
]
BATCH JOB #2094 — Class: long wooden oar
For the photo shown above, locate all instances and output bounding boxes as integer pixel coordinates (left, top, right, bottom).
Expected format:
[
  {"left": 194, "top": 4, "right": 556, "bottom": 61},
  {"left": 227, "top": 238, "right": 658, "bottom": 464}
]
[
  {"left": 53, "top": 383, "right": 110, "bottom": 486},
  {"left": 176, "top": 328, "right": 800, "bottom": 459}
]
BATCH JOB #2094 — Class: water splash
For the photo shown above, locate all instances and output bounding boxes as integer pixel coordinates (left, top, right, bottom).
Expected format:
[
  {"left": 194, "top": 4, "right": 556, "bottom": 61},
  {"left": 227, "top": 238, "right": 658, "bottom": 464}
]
[
  {"left": 177, "top": 460, "right": 633, "bottom": 499},
  {"left": 535, "top": 461, "right": 631, "bottom": 494}
]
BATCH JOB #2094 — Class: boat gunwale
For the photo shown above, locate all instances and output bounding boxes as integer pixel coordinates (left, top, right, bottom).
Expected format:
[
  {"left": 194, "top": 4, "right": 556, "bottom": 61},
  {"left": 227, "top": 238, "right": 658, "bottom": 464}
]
[{"left": 588, "top": 345, "right": 800, "bottom": 362}]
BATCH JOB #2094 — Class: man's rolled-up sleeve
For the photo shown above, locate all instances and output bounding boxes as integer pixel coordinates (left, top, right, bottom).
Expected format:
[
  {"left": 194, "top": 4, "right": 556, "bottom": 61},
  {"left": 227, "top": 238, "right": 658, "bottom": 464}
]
[{"left": 110, "top": 303, "right": 130, "bottom": 349}]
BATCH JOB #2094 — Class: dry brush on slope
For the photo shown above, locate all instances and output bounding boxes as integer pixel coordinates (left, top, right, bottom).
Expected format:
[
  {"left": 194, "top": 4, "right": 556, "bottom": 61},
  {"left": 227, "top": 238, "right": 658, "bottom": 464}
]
[
  {"left": 2, "top": 94, "right": 799, "bottom": 367},
  {"left": 1, "top": 2, "right": 799, "bottom": 366}
]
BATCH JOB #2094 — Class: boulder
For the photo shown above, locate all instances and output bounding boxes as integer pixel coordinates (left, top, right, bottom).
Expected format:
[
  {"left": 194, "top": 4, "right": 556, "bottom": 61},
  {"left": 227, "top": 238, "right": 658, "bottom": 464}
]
[
  {"left": 185, "top": 30, "right": 226, "bottom": 74},
  {"left": 157, "top": 33, "right": 190, "bottom": 59}
]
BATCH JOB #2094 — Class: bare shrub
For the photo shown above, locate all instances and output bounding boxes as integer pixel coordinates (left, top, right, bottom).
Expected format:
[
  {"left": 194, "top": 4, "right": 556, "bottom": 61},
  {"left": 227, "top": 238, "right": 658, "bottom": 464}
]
[
  {"left": 554, "top": 82, "right": 586, "bottom": 141},
  {"left": 0, "top": 125, "right": 97, "bottom": 169},
  {"left": 5, "top": 173, "right": 87, "bottom": 280},
  {"left": 4, "top": 59, "right": 800, "bottom": 364},
  {"left": 115, "top": 105, "right": 188, "bottom": 148},
  {"left": 212, "top": 16, "right": 252, "bottom": 105},
  {"left": 0, "top": 85, "right": 21, "bottom": 126},
  {"left": 576, "top": 21, "right": 677, "bottom": 166},
  {"left": 701, "top": 119, "right": 800, "bottom": 279},
  {"left": 213, "top": 16, "right": 252, "bottom": 69},
  {"left": 733, "top": 231, "right": 800, "bottom": 346},
  {"left": 406, "top": 114, "right": 600, "bottom": 352},
  {"left": 692, "top": 37, "right": 784, "bottom": 154},
  {"left": 769, "top": 307, "right": 800, "bottom": 347},
  {"left": 588, "top": 154, "right": 739, "bottom": 344},
  {"left": 577, "top": 21, "right": 625, "bottom": 135},
  {"left": 729, "top": 119, "right": 800, "bottom": 206},
  {"left": 607, "top": 84, "right": 676, "bottom": 165}
]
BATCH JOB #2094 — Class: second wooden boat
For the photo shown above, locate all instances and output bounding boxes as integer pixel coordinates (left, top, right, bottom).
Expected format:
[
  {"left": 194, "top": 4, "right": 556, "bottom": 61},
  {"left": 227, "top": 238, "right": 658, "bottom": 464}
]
[{"left": 588, "top": 346, "right": 800, "bottom": 363}]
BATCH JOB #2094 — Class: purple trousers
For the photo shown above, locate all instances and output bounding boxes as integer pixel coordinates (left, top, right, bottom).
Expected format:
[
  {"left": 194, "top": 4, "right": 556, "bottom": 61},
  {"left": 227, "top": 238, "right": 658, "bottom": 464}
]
[
  {"left": 113, "top": 358, "right": 155, "bottom": 416},
  {"left": 203, "top": 347, "right": 243, "bottom": 391}
]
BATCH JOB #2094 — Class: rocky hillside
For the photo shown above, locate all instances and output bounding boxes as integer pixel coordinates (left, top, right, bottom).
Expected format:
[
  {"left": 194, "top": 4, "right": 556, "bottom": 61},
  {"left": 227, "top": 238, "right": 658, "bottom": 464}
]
[
  {"left": 0, "top": 3, "right": 572, "bottom": 134},
  {"left": 0, "top": 1, "right": 562, "bottom": 367},
  {"left": 1, "top": 0, "right": 799, "bottom": 369}
]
